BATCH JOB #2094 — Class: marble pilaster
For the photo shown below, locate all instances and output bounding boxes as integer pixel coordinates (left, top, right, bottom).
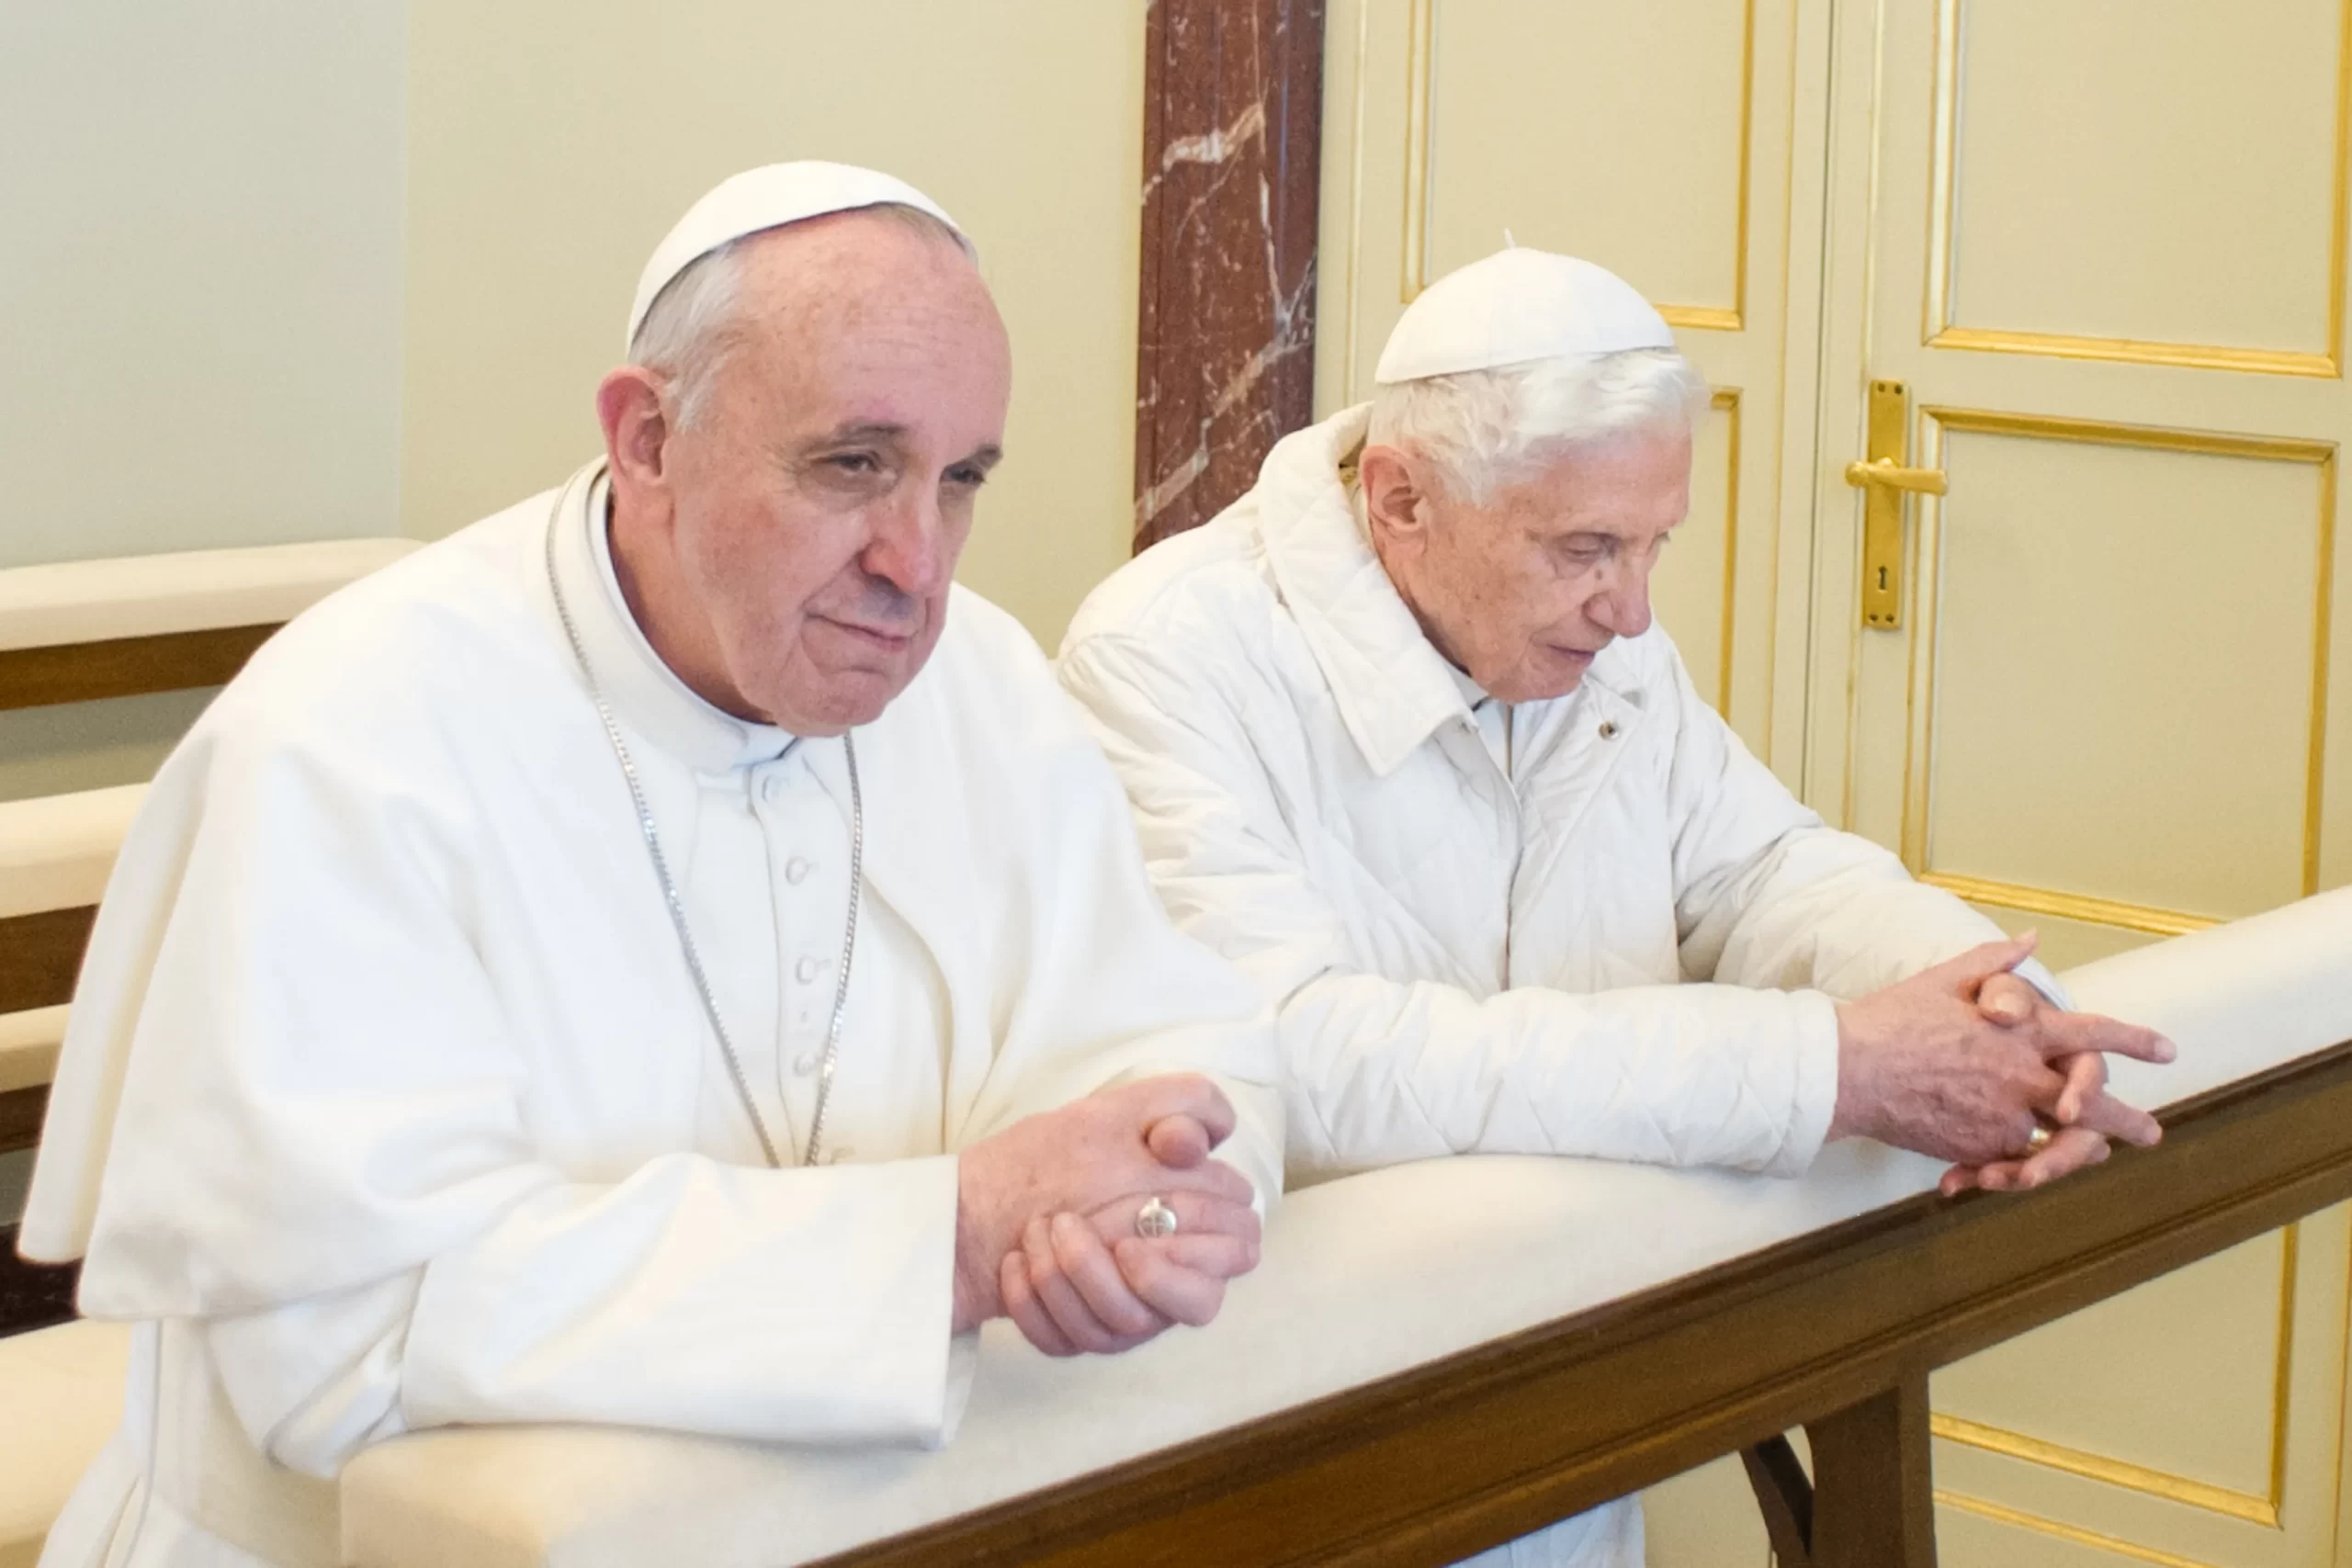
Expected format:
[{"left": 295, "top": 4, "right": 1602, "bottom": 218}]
[{"left": 1134, "top": 0, "right": 1326, "bottom": 551}]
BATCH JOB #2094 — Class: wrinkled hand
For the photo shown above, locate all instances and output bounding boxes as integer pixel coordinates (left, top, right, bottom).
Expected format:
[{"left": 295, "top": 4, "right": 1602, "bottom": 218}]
[
  {"left": 1937, "top": 965, "right": 2165, "bottom": 1194},
  {"left": 998, "top": 1188, "right": 1264, "bottom": 1357},
  {"left": 952, "top": 1074, "right": 1257, "bottom": 1334},
  {"left": 1830, "top": 935, "right": 2174, "bottom": 1194}
]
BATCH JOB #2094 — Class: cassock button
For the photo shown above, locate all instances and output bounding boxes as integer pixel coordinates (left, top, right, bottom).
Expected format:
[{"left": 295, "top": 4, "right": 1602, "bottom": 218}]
[
  {"left": 761, "top": 774, "right": 786, "bottom": 805},
  {"left": 785, "top": 857, "right": 813, "bottom": 886},
  {"left": 792, "top": 1052, "right": 818, "bottom": 1077},
  {"left": 1599, "top": 721, "right": 1620, "bottom": 740},
  {"left": 795, "top": 955, "right": 825, "bottom": 983}
]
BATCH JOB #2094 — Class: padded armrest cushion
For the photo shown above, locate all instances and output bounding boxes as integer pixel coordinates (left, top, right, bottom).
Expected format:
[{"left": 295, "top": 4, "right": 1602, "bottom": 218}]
[
  {"left": 0, "top": 1321, "right": 132, "bottom": 1560},
  {"left": 335, "top": 888, "right": 2352, "bottom": 1568},
  {"left": 0, "top": 1007, "right": 68, "bottom": 1095},
  {"left": 0, "top": 786, "right": 145, "bottom": 922},
  {"left": 0, "top": 538, "right": 418, "bottom": 653}
]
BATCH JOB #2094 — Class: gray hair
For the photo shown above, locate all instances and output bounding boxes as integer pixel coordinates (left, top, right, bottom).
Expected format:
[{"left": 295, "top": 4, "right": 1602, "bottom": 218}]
[
  {"left": 1365, "top": 349, "right": 1711, "bottom": 504},
  {"left": 628, "top": 202, "right": 974, "bottom": 431}
]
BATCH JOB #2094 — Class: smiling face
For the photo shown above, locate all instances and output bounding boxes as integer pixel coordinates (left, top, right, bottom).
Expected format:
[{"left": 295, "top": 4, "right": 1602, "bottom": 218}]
[
  {"left": 1360, "top": 425, "right": 1691, "bottom": 704},
  {"left": 600, "top": 210, "right": 1012, "bottom": 735}
]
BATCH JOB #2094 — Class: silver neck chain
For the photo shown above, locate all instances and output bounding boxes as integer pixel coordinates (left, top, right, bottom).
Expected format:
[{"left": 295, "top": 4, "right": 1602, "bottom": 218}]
[{"left": 545, "top": 495, "right": 863, "bottom": 1168}]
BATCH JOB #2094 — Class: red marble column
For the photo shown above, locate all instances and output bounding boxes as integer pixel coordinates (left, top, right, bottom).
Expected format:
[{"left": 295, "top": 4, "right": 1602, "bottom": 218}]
[{"left": 1133, "top": 0, "right": 1326, "bottom": 553}]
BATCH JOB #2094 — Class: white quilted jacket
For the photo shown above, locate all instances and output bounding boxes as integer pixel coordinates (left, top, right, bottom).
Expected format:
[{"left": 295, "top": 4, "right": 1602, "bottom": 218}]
[{"left": 1060, "top": 405, "right": 2053, "bottom": 1184}]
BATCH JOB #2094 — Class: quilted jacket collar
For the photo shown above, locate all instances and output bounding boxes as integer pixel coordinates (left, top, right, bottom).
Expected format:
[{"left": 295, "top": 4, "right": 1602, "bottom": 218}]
[{"left": 1254, "top": 406, "right": 1480, "bottom": 778}]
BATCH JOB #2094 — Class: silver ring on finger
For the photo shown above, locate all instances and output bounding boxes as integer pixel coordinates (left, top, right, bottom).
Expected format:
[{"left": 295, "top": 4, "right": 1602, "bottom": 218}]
[{"left": 1136, "top": 1196, "right": 1180, "bottom": 1239}]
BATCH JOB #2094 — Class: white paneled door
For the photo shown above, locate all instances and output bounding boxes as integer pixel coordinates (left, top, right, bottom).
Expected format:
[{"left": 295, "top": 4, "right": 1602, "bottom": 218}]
[{"left": 1318, "top": 1, "right": 2352, "bottom": 1562}]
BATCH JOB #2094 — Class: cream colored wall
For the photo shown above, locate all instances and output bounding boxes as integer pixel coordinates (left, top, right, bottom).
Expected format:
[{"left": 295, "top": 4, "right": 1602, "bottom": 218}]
[
  {"left": 0, "top": 3, "right": 410, "bottom": 571},
  {"left": 401, "top": 0, "right": 1148, "bottom": 648},
  {"left": 0, "top": 1, "right": 409, "bottom": 805},
  {"left": 0, "top": 1, "right": 1146, "bottom": 807}
]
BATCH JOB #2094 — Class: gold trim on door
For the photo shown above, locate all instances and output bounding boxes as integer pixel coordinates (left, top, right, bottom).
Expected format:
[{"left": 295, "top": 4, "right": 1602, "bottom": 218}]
[
  {"left": 1918, "top": 0, "right": 2352, "bottom": 378},
  {"left": 1894, "top": 408, "right": 2338, "bottom": 913},
  {"left": 1400, "top": 0, "right": 1434, "bottom": 304},
  {"left": 1397, "top": 0, "right": 1758, "bottom": 327},
  {"left": 1933, "top": 1491, "right": 2227, "bottom": 1568},
  {"left": 1917, "top": 872, "right": 2217, "bottom": 937},
  {"left": 1932, "top": 1226, "right": 2298, "bottom": 1529},
  {"left": 1712, "top": 388, "right": 1744, "bottom": 708}
]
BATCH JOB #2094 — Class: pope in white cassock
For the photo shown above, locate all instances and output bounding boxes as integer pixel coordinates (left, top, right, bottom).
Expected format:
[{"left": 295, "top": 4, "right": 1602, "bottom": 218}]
[
  {"left": 1058, "top": 248, "right": 2177, "bottom": 1565},
  {"left": 20, "top": 164, "right": 1284, "bottom": 1568}
]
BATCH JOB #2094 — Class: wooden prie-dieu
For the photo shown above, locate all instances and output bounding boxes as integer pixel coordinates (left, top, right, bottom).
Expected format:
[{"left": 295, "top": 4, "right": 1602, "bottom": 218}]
[{"left": 802, "top": 1041, "right": 2352, "bottom": 1568}]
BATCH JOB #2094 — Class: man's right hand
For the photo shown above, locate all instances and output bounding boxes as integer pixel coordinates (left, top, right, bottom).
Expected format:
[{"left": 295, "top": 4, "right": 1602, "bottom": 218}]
[
  {"left": 1830, "top": 935, "right": 2176, "bottom": 1178},
  {"left": 952, "top": 1074, "right": 1260, "bottom": 1337}
]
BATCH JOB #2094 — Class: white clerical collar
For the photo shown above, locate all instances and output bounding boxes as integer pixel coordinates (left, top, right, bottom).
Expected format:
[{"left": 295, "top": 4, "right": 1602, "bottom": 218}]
[{"left": 547, "top": 459, "right": 797, "bottom": 773}]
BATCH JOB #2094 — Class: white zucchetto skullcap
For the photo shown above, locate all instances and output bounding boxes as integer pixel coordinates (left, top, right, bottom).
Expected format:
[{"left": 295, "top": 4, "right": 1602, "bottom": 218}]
[
  {"left": 1374, "top": 246, "right": 1675, "bottom": 385},
  {"left": 626, "top": 161, "right": 966, "bottom": 350}
]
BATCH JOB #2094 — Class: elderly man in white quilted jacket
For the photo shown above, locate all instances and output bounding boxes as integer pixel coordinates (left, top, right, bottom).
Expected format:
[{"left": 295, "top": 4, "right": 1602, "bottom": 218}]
[{"left": 1058, "top": 248, "right": 2175, "bottom": 1564}]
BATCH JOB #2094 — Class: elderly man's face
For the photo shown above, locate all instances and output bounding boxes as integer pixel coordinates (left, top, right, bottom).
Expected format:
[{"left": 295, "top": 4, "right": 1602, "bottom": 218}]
[
  {"left": 609, "top": 212, "right": 1012, "bottom": 735},
  {"left": 1366, "top": 427, "right": 1690, "bottom": 704}
]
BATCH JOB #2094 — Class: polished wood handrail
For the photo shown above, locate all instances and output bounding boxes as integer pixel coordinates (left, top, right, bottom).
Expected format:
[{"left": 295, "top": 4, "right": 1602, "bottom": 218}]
[
  {"left": 0, "top": 905, "right": 87, "bottom": 1156},
  {"left": 0, "top": 906, "right": 96, "bottom": 1018},
  {"left": 0, "top": 622, "right": 280, "bottom": 711},
  {"left": 801, "top": 1039, "right": 2352, "bottom": 1567}
]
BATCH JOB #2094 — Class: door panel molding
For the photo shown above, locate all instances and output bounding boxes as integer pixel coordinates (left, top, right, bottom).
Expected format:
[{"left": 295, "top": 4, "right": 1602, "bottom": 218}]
[
  {"left": 1930, "top": 1225, "right": 2297, "bottom": 1529},
  {"left": 1920, "top": 0, "right": 2352, "bottom": 378},
  {"left": 1896, "top": 407, "right": 2337, "bottom": 919},
  {"left": 1713, "top": 388, "right": 1746, "bottom": 709},
  {"left": 1397, "top": 0, "right": 1758, "bottom": 327},
  {"left": 1917, "top": 872, "right": 2218, "bottom": 937},
  {"left": 1936, "top": 1489, "right": 2228, "bottom": 1568}
]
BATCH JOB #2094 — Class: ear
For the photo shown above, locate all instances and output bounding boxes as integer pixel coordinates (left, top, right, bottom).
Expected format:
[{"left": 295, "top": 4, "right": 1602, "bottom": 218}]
[
  {"left": 596, "top": 367, "right": 673, "bottom": 495},
  {"left": 1358, "top": 444, "right": 1434, "bottom": 553}
]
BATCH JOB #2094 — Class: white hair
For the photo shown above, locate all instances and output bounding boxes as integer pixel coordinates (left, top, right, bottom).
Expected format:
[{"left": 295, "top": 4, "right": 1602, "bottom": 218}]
[
  {"left": 627, "top": 202, "right": 973, "bottom": 431},
  {"left": 1365, "top": 349, "right": 1711, "bottom": 504}
]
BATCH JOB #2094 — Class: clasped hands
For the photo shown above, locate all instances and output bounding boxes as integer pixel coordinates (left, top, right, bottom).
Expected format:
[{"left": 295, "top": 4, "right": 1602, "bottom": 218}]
[
  {"left": 954, "top": 1075, "right": 1262, "bottom": 1358},
  {"left": 1830, "top": 933, "right": 2177, "bottom": 1198}
]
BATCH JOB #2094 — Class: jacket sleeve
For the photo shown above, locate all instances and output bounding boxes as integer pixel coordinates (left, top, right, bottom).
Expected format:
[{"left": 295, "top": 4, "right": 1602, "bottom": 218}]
[
  {"left": 951, "top": 644, "right": 1287, "bottom": 1215},
  {"left": 1657, "top": 649, "right": 2068, "bottom": 1007},
  {"left": 1057, "top": 631, "right": 1841, "bottom": 1181},
  {"left": 69, "top": 726, "right": 964, "bottom": 1477}
]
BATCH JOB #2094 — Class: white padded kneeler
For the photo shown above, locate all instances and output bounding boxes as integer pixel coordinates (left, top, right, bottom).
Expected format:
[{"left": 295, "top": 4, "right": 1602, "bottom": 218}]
[
  {"left": 0, "top": 1321, "right": 131, "bottom": 1568},
  {"left": 0, "top": 1008, "right": 68, "bottom": 1098},
  {"left": 340, "top": 890, "right": 2352, "bottom": 1568},
  {"left": 0, "top": 787, "right": 145, "bottom": 924}
]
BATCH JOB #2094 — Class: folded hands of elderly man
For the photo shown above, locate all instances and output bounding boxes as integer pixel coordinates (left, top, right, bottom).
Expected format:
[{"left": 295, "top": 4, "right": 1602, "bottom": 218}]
[
  {"left": 1831, "top": 932, "right": 2177, "bottom": 1199},
  {"left": 955, "top": 1075, "right": 1265, "bottom": 1359},
  {"left": 963, "top": 937, "right": 2171, "bottom": 1360}
]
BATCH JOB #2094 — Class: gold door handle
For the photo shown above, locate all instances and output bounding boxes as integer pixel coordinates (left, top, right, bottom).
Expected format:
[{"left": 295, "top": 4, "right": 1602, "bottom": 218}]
[
  {"left": 1847, "top": 380, "right": 1942, "bottom": 629},
  {"left": 1843, "top": 458, "right": 1948, "bottom": 496}
]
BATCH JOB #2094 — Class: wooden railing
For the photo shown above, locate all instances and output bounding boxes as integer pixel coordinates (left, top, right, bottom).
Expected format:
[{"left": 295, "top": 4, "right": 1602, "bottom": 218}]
[
  {"left": 804, "top": 1040, "right": 2352, "bottom": 1568},
  {"left": 0, "top": 538, "right": 419, "bottom": 1160},
  {"left": 0, "top": 539, "right": 419, "bottom": 1340}
]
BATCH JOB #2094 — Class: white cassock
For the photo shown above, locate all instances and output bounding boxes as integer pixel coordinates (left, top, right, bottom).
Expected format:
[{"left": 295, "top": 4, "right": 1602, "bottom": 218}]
[
  {"left": 21, "top": 460, "right": 1283, "bottom": 1568},
  {"left": 1058, "top": 403, "right": 2061, "bottom": 1568}
]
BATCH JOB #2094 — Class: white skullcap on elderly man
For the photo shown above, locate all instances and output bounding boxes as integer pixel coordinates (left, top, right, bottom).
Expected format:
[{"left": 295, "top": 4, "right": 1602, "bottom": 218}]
[
  {"left": 1374, "top": 244, "right": 1675, "bottom": 384},
  {"left": 625, "top": 159, "right": 968, "bottom": 347}
]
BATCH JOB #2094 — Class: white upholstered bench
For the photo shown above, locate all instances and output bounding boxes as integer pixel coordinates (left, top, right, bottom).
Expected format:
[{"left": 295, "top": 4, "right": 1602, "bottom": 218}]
[
  {"left": 0, "top": 1320, "right": 131, "bottom": 1568},
  {"left": 0, "top": 537, "right": 420, "bottom": 1129},
  {"left": 0, "top": 538, "right": 417, "bottom": 1559},
  {"left": 0, "top": 537, "right": 420, "bottom": 710},
  {"left": 0, "top": 785, "right": 144, "bottom": 1122}
]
